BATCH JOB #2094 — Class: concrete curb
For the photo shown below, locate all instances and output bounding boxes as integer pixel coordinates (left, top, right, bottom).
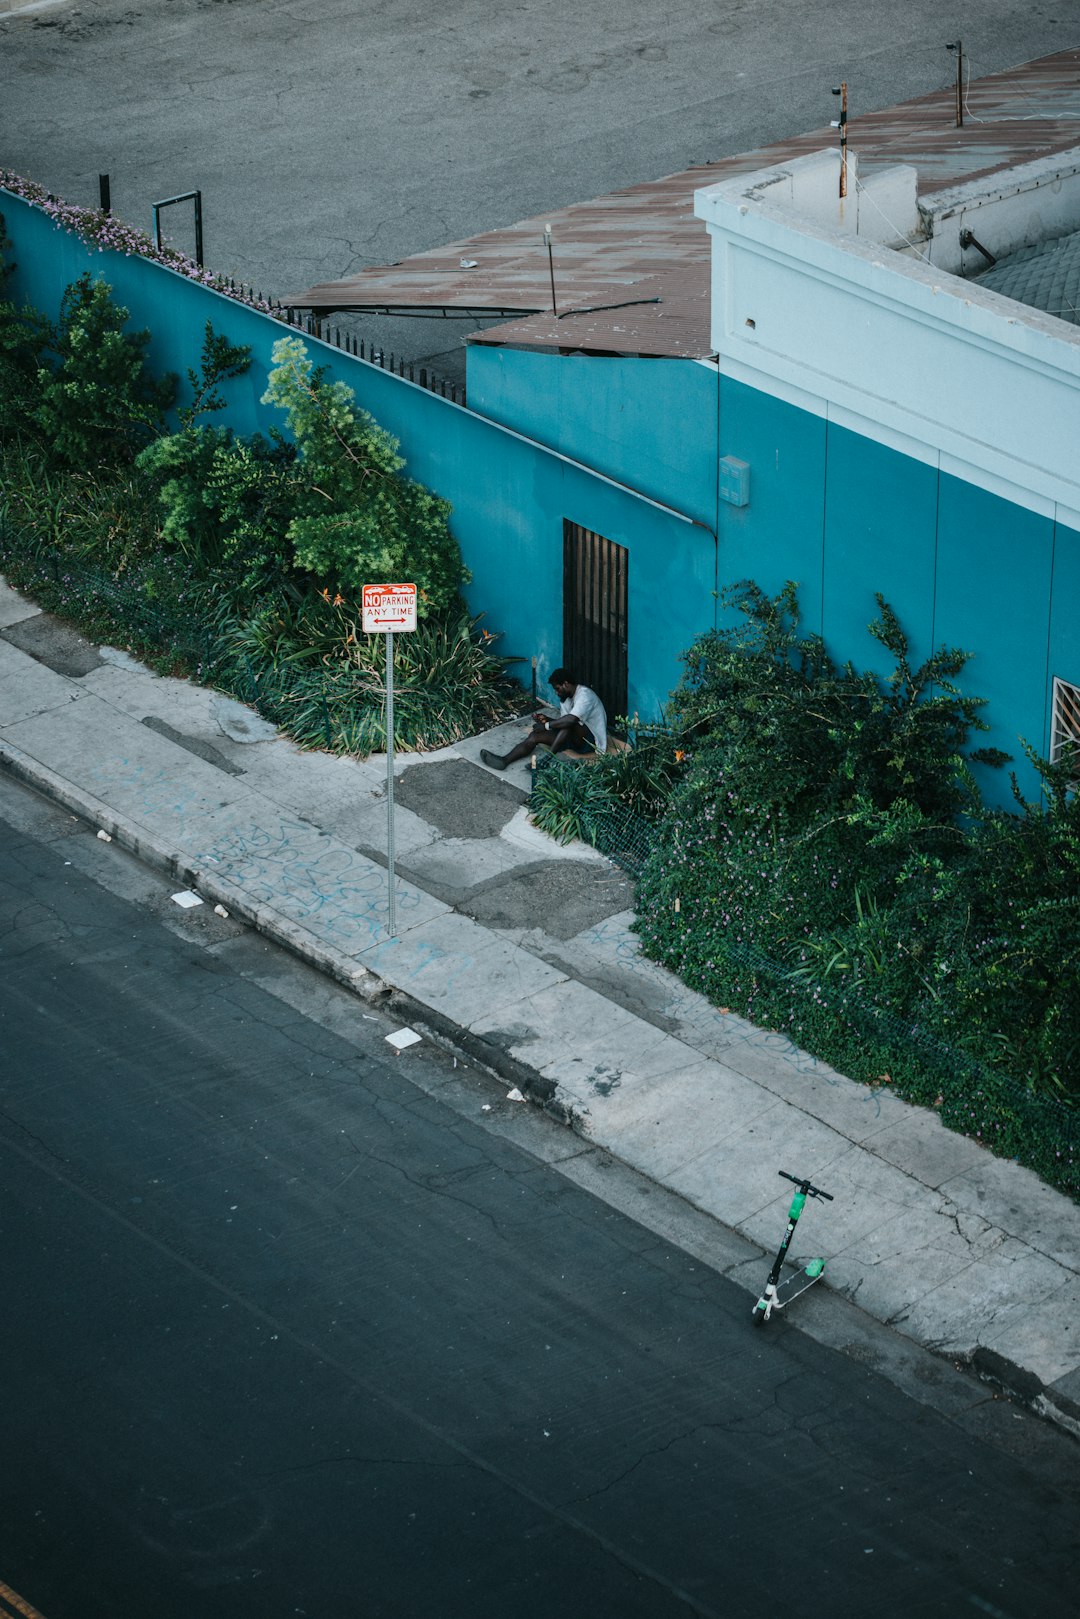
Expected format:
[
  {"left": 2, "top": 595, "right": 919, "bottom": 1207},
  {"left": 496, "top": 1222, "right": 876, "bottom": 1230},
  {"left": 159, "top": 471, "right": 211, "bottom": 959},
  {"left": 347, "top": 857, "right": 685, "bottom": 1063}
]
[
  {"left": 0, "top": 735, "right": 563, "bottom": 1102},
  {"left": 3, "top": 735, "right": 1079, "bottom": 1442}
]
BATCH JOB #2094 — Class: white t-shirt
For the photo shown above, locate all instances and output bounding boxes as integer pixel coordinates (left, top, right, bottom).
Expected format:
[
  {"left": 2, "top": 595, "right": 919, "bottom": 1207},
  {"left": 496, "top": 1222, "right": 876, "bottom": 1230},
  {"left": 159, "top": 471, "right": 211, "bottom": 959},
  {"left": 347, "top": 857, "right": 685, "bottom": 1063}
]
[{"left": 561, "top": 684, "right": 608, "bottom": 754}]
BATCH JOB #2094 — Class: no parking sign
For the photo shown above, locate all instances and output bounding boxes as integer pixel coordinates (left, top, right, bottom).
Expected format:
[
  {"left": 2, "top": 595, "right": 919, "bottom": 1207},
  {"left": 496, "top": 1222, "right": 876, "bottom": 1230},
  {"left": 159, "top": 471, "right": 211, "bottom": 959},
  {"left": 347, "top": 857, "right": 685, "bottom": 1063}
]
[
  {"left": 362, "top": 583, "right": 417, "bottom": 634},
  {"left": 362, "top": 583, "right": 417, "bottom": 942}
]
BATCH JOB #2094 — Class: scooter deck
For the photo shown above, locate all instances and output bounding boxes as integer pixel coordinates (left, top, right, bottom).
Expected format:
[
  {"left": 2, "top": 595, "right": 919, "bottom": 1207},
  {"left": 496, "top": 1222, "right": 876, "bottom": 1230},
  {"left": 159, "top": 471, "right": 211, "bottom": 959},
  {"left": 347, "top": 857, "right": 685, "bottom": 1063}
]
[{"left": 774, "top": 1259, "right": 826, "bottom": 1306}]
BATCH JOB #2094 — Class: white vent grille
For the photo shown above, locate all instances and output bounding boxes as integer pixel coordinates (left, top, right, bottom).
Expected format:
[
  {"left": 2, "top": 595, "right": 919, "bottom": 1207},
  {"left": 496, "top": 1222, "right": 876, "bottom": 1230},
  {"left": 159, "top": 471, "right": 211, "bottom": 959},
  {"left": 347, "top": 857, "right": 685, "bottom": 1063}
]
[{"left": 1050, "top": 677, "right": 1080, "bottom": 782}]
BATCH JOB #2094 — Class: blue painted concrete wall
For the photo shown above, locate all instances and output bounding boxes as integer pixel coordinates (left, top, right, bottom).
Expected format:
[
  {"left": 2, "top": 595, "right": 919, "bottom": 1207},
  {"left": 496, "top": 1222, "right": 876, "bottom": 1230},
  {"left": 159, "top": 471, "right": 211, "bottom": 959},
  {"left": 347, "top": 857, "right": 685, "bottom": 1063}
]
[
  {"left": 1, "top": 191, "right": 716, "bottom": 727},
  {"left": 709, "top": 375, "right": 1071, "bottom": 804},
  {"left": 716, "top": 374, "right": 827, "bottom": 632},
  {"left": 5, "top": 190, "right": 1073, "bottom": 801},
  {"left": 467, "top": 347, "right": 719, "bottom": 529},
  {"left": 1049, "top": 523, "right": 1080, "bottom": 768},
  {"left": 935, "top": 475, "right": 1056, "bottom": 773},
  {"left": 822, "top": 426, "right": 939, "bottom": 680}
]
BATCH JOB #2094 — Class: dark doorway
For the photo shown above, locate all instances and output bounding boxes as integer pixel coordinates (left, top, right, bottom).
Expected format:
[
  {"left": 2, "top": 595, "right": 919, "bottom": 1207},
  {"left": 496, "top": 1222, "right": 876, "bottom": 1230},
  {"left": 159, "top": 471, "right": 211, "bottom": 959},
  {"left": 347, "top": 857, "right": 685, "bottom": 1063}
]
[{"left": 562, "top": 520, "right": 628, "bottom": 723}]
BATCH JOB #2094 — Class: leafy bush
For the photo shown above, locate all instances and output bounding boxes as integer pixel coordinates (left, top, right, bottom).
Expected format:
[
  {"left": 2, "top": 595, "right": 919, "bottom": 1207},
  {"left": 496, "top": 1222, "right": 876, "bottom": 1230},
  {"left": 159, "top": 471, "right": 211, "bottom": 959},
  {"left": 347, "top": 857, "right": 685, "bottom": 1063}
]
[
  {"left": 529, "top": 759, "right": 622, "bottom": 844},
  {"left": 675, "top": 579, "right": 1007, "bottom": 820},
  {"left": 177, "top": 322, "right": 253, "bottom": 429},
  {"left": 0, "top": 272, "right": 521, "bottom": 755},
  {"left": 261, "top": 337, "right": 466, "bottom": 610},
  {"left": 619, "top": 582, "right": 1078, "bottom": 1193},
  {"left": 948, "top": 754, "right": 1080, "bottom": 1100},
  {"left": 35, "top": 273, "right": 176, "bottom": 464},
  {"left": 137, "top": 425, "right": 297, "bottom": 589},
  {"left": 211, "top": 590, "right": 523, "bottom": 752},
  {"left": 0, "top": 214, "right": 52, "bottom": 436},
  {"left": 529, "top": 723, "right": 688, "bottom": 860},
  {"left": 0, "top": 435, "right": 163, "bottom": 575}
]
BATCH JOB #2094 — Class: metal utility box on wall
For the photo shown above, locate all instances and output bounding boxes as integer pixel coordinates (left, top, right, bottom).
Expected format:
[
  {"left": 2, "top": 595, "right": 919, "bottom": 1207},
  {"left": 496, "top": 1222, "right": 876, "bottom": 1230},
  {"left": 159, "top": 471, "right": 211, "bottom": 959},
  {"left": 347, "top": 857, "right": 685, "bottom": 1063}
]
[{"left": 719, "top": 455, "right": 750, "bottom": 506}]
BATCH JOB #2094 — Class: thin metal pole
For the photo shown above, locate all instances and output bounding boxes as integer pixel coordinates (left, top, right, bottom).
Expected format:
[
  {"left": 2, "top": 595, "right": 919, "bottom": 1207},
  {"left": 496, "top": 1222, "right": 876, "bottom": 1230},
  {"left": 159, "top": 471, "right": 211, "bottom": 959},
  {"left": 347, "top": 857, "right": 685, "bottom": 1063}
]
[
  {"left": 544, "top": 224, "right": 558, "bottom": 317},
  {"left": 385, "top": 629, "right": 396, "bottom": 940},
  {"left": 832, "top": 83, "right": 848, "bottom": 199},
  {"left": 952, "top": 40, "right": 964, "bottom": 127}
]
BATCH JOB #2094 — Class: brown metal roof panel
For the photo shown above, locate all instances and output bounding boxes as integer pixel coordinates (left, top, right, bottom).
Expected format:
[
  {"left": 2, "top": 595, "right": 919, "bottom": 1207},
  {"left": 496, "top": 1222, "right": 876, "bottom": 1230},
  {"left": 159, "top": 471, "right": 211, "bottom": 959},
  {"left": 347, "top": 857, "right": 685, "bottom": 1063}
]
[
  {"left": 470, "top": 273, "right": 711, "bottom": 358},
  {"left": 283, "top": 49, "right": 1080, "bottom": 359}
]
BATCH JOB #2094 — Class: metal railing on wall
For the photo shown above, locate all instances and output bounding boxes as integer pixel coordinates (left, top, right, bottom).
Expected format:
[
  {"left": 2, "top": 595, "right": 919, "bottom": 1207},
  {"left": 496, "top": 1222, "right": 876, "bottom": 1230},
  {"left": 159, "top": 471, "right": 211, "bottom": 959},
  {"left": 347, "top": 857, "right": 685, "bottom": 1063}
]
[
  {"left": 205, "top": 279, "right": 467, "bottom": 406},
  {"left": 276, "top": 300, "right": 466, "bottom": 406}
]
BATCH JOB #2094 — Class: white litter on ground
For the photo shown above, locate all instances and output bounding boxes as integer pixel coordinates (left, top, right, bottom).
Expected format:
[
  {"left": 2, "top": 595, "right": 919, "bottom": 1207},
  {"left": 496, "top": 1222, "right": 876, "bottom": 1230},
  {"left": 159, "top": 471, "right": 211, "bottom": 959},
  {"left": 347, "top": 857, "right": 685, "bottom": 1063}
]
[
  {"left": 213, "top": 904, "right": 229, "bottom": 918},
  {"left": 385, "top": 1027, "right": 422, "bottom": 1051},
  {"left": 506, "top": 1087, "right": 525, "bottom": 1102},
  {"left": 171, "top": 890, "right": 203, "bottom": 909},
  {"left": 96, "top": 829, "right": 112, "bottom": 842}
]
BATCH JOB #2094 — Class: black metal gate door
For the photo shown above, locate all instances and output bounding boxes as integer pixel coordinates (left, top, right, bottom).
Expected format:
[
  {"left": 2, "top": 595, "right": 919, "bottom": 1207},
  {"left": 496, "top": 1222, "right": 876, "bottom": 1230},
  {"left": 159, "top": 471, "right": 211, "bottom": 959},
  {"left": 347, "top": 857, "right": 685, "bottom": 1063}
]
[{"left": 563, "top": 520, "right": 628, "bottom": 723}]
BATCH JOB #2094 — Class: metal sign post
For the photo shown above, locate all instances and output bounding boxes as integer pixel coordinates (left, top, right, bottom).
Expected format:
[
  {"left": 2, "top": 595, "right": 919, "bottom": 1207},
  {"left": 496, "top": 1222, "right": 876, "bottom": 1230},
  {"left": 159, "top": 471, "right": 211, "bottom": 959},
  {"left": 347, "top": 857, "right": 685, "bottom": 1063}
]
[{"left": 362, "top": 583, "right": 418, "bottom": 939}]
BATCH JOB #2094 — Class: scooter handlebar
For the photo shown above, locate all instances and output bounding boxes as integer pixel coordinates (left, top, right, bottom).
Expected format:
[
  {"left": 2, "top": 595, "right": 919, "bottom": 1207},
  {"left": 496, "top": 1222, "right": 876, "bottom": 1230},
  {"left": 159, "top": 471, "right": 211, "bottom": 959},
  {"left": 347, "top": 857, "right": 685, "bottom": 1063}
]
[{"left": 778, "top": 1170, "right": 834, "bottom": 1201}]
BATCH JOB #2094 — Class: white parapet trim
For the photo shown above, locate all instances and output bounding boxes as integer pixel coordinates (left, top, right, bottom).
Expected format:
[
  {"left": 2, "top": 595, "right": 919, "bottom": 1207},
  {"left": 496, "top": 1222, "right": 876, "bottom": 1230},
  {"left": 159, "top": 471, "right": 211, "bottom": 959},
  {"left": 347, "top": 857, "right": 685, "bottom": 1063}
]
[
  {"left": 694, "top": 148, "right": 1080, "bottom": 519},
  {"left": 919, "top": 147, "right": 1080, "bottom": 273}
]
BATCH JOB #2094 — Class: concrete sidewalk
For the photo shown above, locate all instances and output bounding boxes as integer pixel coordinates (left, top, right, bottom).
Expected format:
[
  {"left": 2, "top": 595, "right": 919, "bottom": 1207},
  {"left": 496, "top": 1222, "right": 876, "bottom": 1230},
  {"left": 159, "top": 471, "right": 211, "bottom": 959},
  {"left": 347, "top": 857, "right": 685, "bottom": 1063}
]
[{"left": 2, "top": 576, "right": 1078, "bottom": 1437}]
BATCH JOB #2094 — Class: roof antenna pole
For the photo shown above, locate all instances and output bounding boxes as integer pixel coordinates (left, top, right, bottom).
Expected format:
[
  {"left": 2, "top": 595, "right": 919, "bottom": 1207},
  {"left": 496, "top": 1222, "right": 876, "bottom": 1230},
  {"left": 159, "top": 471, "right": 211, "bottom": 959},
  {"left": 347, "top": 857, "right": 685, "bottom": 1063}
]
[
  {"left": 543, "top": 224, "right": 558, "bottom": 317},
  {"left": 831, "top": 83, "right": 848, "bottom": 198},
  {"left": 946, "top": 40, "right": 963, "bottom": 127}
]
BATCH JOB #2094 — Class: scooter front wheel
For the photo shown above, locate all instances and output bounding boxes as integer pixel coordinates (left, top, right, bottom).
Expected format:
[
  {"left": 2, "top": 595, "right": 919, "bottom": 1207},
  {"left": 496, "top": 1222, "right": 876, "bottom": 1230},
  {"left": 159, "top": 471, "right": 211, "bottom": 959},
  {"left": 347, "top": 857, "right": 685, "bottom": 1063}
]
[{"left": 752, "top": 1302, "right": 768, "bottom": 1327}]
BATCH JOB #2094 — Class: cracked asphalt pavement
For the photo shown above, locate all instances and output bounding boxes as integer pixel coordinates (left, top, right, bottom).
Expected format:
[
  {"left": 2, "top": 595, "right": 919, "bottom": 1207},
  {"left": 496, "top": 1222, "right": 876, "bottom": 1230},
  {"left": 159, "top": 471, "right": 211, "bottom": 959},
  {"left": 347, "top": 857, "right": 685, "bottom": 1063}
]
[{"left": 1, "top": 772, "right": 1078, "bottom": 1618}]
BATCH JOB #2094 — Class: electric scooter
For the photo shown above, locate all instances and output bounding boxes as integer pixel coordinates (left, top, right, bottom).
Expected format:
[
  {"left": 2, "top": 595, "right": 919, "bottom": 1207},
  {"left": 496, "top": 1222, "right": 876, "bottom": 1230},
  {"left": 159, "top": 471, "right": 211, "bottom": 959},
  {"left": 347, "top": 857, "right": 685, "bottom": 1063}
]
[{"left": 752, "top": 1170, "right": 833, "bottom": 1325}]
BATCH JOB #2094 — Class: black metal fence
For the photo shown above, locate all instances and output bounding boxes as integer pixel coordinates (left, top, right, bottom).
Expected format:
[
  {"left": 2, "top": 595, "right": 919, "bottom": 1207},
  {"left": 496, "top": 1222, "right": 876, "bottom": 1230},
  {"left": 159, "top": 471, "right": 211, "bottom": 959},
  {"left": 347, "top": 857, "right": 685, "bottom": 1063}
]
[
  {"left": 280, "top": 307, "right": 466, "bottom": 406},
  {"left": 211, "top": 277, "right": 467, "bottom": 407}
]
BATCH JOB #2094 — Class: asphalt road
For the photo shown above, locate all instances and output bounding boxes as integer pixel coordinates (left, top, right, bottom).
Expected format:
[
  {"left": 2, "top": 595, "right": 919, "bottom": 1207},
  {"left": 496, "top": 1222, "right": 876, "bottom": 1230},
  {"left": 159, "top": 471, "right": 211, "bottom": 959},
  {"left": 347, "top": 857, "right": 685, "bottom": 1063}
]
[
  {"left": 3, "top": 0, "right": 1080, "bottom": 378},
  {"left": 1, "top": 769, "right": 1078, "bottom": 1619}
]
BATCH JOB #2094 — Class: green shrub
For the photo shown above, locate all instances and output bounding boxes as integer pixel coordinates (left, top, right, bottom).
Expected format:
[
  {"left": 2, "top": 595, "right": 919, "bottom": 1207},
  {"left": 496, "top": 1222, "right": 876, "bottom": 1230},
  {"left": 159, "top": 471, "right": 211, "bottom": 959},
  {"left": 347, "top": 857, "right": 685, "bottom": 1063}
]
[
  {"left": 0, "top": 435, "right": 163, "bottom": 574},
  {"left": 0, "top": 215, "right": 52, "bottom": 437},
  {"left": 211, "top": 591, "right": 523, "bottom": 753},
  {"left": 529, "top": 759, "right": 621, "bottom": 844},
  {"left": 676, "top": 580, "right": 1007, "bottom": 820},
  {"left": 35, "top": 273, "right": 176, "bottom": 465},
  {"left": 177, "top": 321, "right": 253, "bottom": 428},
  {"left": 946, "top": 753, "right": 1080, "bottom": 1099},
  {"left": 261, "top": 336, "right": 466, "bottom": 610},
  {"left": 137, "top": 425, "right": 297, "bottom": 590},
  {"left": 620, "top": 582, "right": 1078, "bottom": 1193}
]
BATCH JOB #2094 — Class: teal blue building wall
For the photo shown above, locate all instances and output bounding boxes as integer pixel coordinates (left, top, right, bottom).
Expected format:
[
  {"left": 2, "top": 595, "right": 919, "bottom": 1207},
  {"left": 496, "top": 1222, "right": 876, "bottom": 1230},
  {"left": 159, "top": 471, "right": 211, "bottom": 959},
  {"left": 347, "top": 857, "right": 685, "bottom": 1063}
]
[
  {"left": 5, "top": 189, "right": 1075, "bottom": 801},
  {"left": 715, "top": 373, "right": 828, "bottom": 632},
  {"left": 1049, "top": 523, "right": 1080, "bottom": 759},
  {"left": 703, "top": 373, "right": 1070, "bottom": 803},
  {"left": 0, "top": 191, "right": 716, "bottom": 727},
  {"left": 934, "top": 476, "right": 1057, "bottom": 774},
  {"left": 466, "top": 347, "right": 719, "bottom": 529},
  {"left": 821, "top": 427, "right": 940, "bottom": 680}
]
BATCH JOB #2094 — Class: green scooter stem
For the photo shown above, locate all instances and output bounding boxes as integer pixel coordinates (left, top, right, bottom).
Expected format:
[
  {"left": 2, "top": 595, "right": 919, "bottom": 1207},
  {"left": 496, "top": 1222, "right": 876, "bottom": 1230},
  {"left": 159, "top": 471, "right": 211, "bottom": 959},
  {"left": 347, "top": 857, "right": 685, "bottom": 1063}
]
[
  {"left": 765, "top": 1190, "right": 806, "bottom": 1288},
  {"left": 753, "top": 1171, "right": 833, "bottom": 1325}
]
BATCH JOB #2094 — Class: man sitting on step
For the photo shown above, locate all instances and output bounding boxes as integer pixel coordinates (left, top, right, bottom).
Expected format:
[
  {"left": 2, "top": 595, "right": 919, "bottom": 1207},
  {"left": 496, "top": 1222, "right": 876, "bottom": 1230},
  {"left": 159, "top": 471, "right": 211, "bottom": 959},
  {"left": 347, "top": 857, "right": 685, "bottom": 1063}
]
[{"left": 481, "top": 668, "right": 608, "bottom": 771}]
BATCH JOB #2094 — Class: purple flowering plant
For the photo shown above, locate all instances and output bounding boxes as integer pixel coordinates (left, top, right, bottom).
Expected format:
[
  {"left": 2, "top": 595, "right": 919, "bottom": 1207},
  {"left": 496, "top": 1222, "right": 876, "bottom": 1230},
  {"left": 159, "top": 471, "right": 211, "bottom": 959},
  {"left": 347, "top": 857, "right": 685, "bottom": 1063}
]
[{"left": 0, "top": 170, "right": 280, "bottom": 318}]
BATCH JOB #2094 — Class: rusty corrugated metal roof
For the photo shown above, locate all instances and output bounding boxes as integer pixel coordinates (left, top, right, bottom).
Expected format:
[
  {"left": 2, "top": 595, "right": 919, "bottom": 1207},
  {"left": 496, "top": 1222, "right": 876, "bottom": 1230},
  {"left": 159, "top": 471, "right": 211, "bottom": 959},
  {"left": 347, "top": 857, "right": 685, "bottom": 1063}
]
[{"left": 284, "top": 49, "right": 1080, "bottom": 359}]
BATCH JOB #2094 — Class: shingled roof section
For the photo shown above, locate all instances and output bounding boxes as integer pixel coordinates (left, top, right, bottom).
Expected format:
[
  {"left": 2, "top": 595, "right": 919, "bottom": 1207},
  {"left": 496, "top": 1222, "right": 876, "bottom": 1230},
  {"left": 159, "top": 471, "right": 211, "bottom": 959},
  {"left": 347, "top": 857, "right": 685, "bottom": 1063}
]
[
  {"left": 284, "top": 49, "right": 1080, "bottom": 359},
  {"left": 975, "top": 230, "right": 1080, "bottom": 326}
]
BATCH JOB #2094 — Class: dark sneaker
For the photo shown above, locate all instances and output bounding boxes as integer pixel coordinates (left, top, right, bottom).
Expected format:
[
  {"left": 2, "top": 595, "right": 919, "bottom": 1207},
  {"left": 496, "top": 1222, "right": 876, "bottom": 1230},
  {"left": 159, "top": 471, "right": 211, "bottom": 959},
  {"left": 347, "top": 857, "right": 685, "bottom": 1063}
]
[{"left": 480, "top": 748, "right": 506, "bottom": 770}]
